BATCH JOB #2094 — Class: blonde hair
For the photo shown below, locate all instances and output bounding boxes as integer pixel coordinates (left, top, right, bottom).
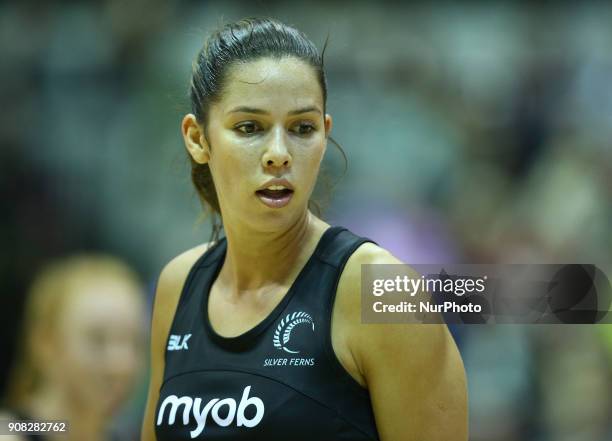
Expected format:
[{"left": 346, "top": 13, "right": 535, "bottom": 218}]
[{"left": 5, "top": 254, "right": 142, "bottom": 410}]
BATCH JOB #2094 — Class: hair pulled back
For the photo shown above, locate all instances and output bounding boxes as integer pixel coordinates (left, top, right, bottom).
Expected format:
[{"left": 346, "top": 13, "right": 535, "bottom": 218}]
[{"left": 188, "top": 18, "right": 333, "bottom": 240}]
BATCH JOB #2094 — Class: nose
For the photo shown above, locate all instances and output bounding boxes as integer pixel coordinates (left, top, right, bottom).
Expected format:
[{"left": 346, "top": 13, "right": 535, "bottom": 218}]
[{"left": 262, "top": 128, "right": 292, "bottom": 169}]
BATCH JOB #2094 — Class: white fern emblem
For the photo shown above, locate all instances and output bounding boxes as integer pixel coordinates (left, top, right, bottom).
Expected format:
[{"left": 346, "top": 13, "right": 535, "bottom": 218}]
[{"left": 273, "top": 311, "right": 315, "bottom": 354}]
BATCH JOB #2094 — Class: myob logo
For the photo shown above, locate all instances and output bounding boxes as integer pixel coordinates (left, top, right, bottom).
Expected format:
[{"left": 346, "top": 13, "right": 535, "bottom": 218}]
[
  {"left": 156, "top": 386, "right": 264, "bottom": 438},
  {"left": 273, "top": 311, "right": 314, "bottom": 354}
]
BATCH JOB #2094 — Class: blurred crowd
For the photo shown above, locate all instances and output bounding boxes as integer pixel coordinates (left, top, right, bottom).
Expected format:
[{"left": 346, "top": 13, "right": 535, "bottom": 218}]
[{"left": 2, "top": 1, "right": 611, "bottom": 440}]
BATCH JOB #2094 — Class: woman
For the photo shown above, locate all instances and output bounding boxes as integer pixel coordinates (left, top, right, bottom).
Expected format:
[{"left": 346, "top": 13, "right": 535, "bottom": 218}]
[
  {"left": 142, "top": 17, "right": 467, "bottom": 441},
  {"left": 4, "top": 255, "right": 146, "bottom": 441}
]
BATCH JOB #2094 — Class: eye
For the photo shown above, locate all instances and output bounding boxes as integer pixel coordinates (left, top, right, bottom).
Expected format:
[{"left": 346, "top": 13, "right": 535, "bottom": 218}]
[
  {"left": 291, "top": 122, "right": 316, "bottom": 136},
  {"left": 234, "top": 121, "right": 261, "bottom": 136}
]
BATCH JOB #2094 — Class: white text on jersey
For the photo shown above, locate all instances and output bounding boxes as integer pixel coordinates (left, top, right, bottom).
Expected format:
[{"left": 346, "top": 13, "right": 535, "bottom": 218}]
[
  {"left": 167, "top": 333, "right": 192, "bottom": 351},
  {"left": 156, "top": 386, "right": 264, "bottom": 438}
]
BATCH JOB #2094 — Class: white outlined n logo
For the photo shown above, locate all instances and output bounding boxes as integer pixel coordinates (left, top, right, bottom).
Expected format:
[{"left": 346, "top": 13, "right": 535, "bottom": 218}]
[{"left": 273, "top": 312, "right": 314, "bottom": 354}]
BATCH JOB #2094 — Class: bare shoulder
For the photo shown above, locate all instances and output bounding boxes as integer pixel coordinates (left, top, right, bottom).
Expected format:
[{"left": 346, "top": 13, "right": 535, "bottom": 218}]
[
  {"left": 153, "top": 241, "right": 214, "bottom": 356},
  {"left": 339, "top": 241, "right": 404, "bottom": 288},
  {"left": 156, "top": 242, "right": 213, "bottom": 306},
  {"left": 335, "top": 242, "right": 409, "bottom": 328},
  {"left": 331, "top": 242, "right": 407, "bottom": 386},
  {"left": 335, "top": 241, "right": 456, "bottom": 373},
  {"left": 153, "top": 242, "right": 214, "bottom": 336},
  {"left": 158, "top": 242, "right": 213, "bottom": 288},
  {"left": 141, "top": 241, "right": 214, "bottom": 441},
  {"left": 336, "top": 242, "right": 468, "bottom": 440}
]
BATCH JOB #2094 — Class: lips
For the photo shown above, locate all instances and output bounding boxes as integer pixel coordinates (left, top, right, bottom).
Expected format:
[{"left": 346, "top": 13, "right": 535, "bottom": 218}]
[
  {"left": 255, "top": 180, "right": 295, "bottom": 209},
  {"left": 255, "top": 187, "right": 294, "bottom": 208},
  {"left": 257, "top": 188, "right": 293, "bottom": 198},
  {"left": 255, "top": 188, "right": 293, "bottom": 208}
]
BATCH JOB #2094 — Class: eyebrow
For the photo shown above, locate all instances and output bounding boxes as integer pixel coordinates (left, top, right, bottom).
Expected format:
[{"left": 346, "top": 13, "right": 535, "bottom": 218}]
[{"left": 227, "top": 106, "right": 322, "bottom": 116}]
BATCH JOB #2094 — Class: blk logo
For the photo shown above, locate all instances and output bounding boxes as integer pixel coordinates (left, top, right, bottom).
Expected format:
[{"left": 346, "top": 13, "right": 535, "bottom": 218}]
[{"left": 168, "top": 334, "right": 192, "bottom": 351}]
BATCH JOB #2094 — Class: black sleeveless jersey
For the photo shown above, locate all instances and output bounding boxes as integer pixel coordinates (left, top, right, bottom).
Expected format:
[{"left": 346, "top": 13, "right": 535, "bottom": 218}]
[{"left": 154, "top": 226, "right": 380, "bottom": 440}]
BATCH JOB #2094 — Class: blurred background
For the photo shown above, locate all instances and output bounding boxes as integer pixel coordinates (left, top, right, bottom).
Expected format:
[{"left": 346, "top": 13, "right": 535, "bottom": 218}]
[{"left": 2, "top": 1, "right": 611, "bottom": 440}]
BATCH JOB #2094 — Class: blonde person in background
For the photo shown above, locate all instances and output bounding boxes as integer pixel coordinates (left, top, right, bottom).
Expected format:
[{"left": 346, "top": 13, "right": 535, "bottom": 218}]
[{"left": 1, "top": 255, "right": 147, "bottom": 441}]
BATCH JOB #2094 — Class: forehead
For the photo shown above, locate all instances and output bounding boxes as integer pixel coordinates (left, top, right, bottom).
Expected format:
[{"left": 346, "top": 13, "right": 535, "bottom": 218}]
[
  {"left": 61, "top": 280, "right": 143, "bottom": 329},
  {"left": 218, "top": 57, "right": 323, "bottom": 112}
]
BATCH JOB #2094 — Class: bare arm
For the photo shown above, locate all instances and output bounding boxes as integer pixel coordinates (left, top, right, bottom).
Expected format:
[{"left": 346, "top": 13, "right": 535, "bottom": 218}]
[
  {"left": 364, "top": 322, "right": 467, "bottom": 441},
  {"left": 337, "top": 244, "right": 468, "bottom": 441},
  {"left": 140, "top": 243, "right": 211, "bottom": 441}
]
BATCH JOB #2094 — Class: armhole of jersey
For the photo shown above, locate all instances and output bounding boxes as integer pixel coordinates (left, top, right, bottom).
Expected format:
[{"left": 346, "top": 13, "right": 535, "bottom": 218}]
[
  {"left": 323, "top": 238, "right": 374, "bottom": 397},
  {"left": 160, "top": 240, "right": 220, "bottom": 372}
]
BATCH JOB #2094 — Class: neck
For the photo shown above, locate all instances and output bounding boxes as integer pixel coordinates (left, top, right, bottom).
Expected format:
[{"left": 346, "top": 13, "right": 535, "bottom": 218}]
[
  {"left": 26, "top": 384, "right": 107, "bottom": 441},
  {"left": 219, "top": 210, "right": 328, "bottom": 295}
]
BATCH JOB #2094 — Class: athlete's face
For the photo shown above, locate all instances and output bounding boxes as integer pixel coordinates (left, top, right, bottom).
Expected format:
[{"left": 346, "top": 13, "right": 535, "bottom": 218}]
[
  {"left": 184, "top": 57, "right": 332, "bottom": 230},
  {"left": 50, "top": 280, "right": 145, "bottom": 416}
]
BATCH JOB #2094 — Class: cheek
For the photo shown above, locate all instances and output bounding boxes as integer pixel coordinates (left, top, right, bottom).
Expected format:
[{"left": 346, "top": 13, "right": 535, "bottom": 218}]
[
  {"left": 57, "top": 332, "right": 103, "bottom": 378},
  {"left": 49, "top": 331, "right": 102, "bottom": 403},
  {"left": 295, "top": 142, "right": 325, "bottom": 180},
  {"left": 211, "top": 143, "right": 260, "bottom": 192},
  {"left": 58, "top": 330, "right": 143, "bottom": 400}
]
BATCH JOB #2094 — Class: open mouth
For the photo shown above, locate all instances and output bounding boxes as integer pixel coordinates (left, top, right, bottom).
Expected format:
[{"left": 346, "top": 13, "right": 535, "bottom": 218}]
[{"left": 255, "top": 188, "right": 294, "bottom": 208}]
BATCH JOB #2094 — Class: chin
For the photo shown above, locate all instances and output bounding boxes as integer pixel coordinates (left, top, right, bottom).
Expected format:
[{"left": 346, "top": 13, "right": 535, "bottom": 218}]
[{"left": 257, "top": 207, "right": 305, "bottom": 229}]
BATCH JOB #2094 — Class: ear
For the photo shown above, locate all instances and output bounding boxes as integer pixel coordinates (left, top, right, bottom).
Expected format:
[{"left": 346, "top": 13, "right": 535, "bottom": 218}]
[
  {"left": 324, "top": 113, "right": 333, "bottom": 138},
  {"left": 182, "top": 114, "right": 210, "bottom": 164}
]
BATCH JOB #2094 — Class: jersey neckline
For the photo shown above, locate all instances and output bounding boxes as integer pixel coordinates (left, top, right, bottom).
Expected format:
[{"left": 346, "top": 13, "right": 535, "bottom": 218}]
[{"left": 201, "top": 226, "right": 344, "bottom": 350}]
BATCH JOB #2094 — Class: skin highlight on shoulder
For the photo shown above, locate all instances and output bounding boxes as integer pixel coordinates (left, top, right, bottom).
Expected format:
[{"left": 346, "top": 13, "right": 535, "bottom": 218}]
[
  {"left": 331, "top": 242, "right": 406, "bottom": 388},
  {"left": 153, "top": 241, "right": 214, "bottom": 353},
  {"left": 335, "top": 242, "right": 468, "bottom": 440},
  {"left": 332, "top": 241, "right": 445, "bottom": 380},
  {"left": 140, "top": 242, "right": 212, "bottom": 441},
  {"left": 158, "top": 243, "right": 212, "bottom": 290}
]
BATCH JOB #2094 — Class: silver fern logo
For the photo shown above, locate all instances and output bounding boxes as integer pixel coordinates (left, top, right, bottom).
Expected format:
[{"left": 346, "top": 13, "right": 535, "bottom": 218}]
[{"left": 273, "top": 311, "right": 314, "bottom": 354}]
